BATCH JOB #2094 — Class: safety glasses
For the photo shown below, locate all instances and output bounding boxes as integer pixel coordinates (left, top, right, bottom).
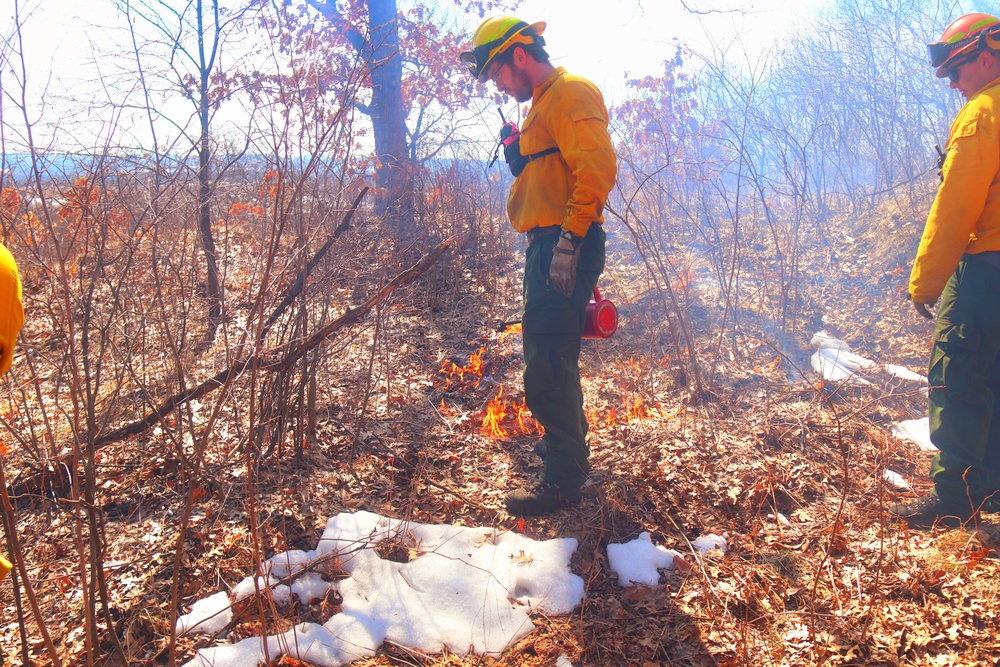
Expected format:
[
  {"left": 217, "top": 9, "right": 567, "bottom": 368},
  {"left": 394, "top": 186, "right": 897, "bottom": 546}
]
[
  {"left": 929, "top": 25, "right": 1000, "bottom": 67},
  {"left": 928, "top": 38, "right": 971, "bottom": 68},
  {"left": 461, "top": 21, "right": 530, "bottom": 78},
  {"left": 946, "top": 54, "right": 979, "bottom": 83}
]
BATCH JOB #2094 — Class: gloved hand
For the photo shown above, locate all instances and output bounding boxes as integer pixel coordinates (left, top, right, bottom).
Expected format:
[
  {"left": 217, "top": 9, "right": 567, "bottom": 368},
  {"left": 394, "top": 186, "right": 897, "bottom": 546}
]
[
  {"left": 550, "top": 231, "right": 582, "bottom": 298},
  {"left": 913, "top": 301, "right": 935, "bottom": 320}
]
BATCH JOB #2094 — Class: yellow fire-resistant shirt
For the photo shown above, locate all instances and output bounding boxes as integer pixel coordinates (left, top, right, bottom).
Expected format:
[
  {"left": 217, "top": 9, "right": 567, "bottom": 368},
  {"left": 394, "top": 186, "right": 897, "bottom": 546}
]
[
  {"left": 0, "top": 242, "right": 24, "bottom": 376},
  {"left": 507, "top": 67, "right": 617, "bottom": 239},
  {"left": 910, "top": 76, "right": 1000, "bottom": 303}
]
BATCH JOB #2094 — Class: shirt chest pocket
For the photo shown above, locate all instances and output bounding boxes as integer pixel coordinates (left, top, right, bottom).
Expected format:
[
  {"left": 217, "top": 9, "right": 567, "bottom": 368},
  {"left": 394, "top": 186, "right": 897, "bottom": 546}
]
[
  {"left": 944, "top": 116, "right": 983, "bottom": 170},
  {"left": 519, "top": 113, "right": 553, "bottom": 156}
]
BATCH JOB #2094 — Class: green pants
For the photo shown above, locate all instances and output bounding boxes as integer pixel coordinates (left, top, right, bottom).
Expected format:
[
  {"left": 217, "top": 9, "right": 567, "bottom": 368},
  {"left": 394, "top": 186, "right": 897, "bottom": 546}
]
[
  {"left": 522, "top": 225, "right": 605, "bottom": 489},
  {"left": 927, "top": 253, "right": 1000, "bottom": 505}
]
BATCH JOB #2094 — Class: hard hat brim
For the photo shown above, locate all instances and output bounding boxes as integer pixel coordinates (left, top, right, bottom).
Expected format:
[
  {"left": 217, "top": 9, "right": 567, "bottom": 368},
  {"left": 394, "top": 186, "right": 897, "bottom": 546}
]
[{"left": 462, "top": 21, "right": 546, "bottom": 83}]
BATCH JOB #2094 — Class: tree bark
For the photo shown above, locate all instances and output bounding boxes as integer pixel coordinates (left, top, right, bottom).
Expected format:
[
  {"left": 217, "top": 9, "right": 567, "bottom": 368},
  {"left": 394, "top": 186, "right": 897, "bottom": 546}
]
[
  {"left": 305, "top": 0, "right": 415, "bottom": 238},
  {"left": 197, "top": 0, "right": 224, "bottom": 339},
  {"left": 365, "top": 0, "right": 414, "bottom": 238}
]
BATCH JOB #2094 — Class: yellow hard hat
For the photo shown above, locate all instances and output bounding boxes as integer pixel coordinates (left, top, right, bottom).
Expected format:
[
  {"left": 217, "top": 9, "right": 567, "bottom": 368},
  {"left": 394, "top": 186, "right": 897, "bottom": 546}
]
[{"left": 460, "top": 16, "right": 546, "bottom": 83}]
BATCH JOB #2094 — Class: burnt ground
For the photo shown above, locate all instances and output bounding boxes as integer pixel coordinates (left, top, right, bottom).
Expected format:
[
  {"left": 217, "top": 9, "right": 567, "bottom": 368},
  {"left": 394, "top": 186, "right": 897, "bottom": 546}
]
[{"left": 3, "top": 224, "right": 1000, "bottom": 667}]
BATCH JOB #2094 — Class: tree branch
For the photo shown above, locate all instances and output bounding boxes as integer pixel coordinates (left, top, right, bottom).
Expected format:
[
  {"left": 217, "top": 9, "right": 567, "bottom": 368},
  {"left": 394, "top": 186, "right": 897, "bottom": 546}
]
[
  {"left": 90, "top": 236, "right": 452, "bottom": 449},
  {"left": 261, "top": 187, "right": 368, "bottom": 336}
]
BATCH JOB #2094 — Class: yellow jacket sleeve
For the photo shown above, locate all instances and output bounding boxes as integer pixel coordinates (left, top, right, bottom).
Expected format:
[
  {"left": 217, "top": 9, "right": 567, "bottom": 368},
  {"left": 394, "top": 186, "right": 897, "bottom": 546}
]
[
  {"left": 909, "top": 85, "right": 1000, "bottom": 302},
  {"left": 507, "top": 69, "right": 617, "bottom": 237},
  {"left": 1, "top": 242, "right": 24, "bottom": 376},
  {"left": 546, "top": 83, "right": 617, "bottom": 238}
]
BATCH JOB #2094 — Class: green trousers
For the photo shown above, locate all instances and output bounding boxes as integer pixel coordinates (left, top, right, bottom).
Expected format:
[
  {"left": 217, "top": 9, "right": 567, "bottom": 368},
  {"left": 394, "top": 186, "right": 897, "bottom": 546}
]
[
  {"left": 927, "top": 253, "right": 1000, "bottom": 506},
  {"left": 522, "top": 225, "right": 605, "bottom": 490}
]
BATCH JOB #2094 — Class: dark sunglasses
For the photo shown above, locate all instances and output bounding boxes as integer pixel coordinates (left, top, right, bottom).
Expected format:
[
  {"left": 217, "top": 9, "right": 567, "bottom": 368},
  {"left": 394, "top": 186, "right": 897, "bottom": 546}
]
[{"left": 947, "top": 54, "right": 979, "bottom": 83}]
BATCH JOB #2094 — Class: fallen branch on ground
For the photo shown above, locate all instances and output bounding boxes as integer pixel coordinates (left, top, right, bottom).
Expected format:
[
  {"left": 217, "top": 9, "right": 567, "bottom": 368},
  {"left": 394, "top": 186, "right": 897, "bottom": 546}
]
[{"left": 7, "top": 238, "right": 453, "bottom": 496}]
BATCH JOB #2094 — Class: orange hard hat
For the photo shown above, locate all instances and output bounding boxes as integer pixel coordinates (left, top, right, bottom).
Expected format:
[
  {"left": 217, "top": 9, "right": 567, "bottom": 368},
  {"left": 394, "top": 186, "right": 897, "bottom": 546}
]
[{"left": 929, "top": 13, "right": 1000, "bottom": 78}]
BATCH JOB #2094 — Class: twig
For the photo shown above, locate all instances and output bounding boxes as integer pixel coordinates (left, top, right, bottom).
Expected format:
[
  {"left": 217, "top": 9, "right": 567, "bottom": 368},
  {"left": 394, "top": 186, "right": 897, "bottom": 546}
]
[{"left": 7, "top": 239, "right": 453, "bottom": 500}]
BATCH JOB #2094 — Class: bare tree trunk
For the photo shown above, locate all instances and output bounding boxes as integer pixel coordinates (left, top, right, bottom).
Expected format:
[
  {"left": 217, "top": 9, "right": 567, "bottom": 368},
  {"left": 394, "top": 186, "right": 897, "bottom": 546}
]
[
  {"left": 197, "top": 0, "right": 223, "bottom": 339},
  {"left": 305, "top": 0, "right": 415, "bottom": 238},
  {"left": 366, "top": 0, "right": 414, "bottom": 238}
]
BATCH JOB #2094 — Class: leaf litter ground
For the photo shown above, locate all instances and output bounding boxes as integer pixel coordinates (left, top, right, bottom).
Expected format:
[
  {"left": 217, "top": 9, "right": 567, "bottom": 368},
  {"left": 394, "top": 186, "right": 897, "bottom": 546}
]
[{"left": 3, "top": 230, "right": 1000, "bottom": 667}]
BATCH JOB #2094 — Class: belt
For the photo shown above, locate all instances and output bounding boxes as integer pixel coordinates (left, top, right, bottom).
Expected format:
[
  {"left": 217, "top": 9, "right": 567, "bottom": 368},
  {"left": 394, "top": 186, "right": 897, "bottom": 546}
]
[
  {"left": 971, "top": 251, "right": 1000, "bottom": 271},
  {"left": 526, "top": 226, "right": 561, "bottom": 244}
]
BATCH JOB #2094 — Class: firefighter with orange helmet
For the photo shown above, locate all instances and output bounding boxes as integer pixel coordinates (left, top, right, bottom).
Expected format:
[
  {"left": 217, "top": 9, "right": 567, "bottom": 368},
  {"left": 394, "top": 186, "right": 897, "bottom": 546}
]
[
  {"left": 461, "top": 17, "right": 617, "bottom": 515},
  {"left": 890, "top": 13, "right": 1000, "bottom": 526}
]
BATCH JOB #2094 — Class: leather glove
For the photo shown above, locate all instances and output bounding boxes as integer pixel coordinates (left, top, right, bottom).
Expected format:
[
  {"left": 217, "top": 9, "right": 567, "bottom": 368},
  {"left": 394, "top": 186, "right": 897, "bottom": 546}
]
[
  {"left": 913, "top": 301, "right": 935, "bottom": 320},
  {"left": 550, "top": 231, "right": 582, "bottom": 298}
]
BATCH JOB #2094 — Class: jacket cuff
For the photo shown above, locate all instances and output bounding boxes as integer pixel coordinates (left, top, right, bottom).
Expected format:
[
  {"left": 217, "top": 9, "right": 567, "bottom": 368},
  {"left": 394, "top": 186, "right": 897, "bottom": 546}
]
[{"left": 562, "top": 220, "right": 592, "bottom": 239}]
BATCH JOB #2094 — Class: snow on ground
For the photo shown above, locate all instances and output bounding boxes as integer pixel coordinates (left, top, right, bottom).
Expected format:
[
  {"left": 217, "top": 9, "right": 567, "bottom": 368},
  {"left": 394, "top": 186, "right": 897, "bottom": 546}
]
[
  {"left": 606, "top": 532, "right": 682, "bottom": 587},
  {"left": 176, "top": 591, "right": 232, "bottom": 636},
  {"left": 885, "top": 364, "right": 927, "bottom": 384},
  {"left": 810, "top": 333, "right": 928, "bottom": 388},
  {"left": 891, "top": 417, "right": 938, "bottom": 452},
  {"left": 693, "top": 534, "right": 728, "bottom": 555},
  {"left": 606, "top": 532, "right": 727, "bottom": 587},
  {"left": 808, "top": 332, "right": 938, "bottom": 490},
  {"left": 180, "top": 511, "right": 584, "bottom": 667},
  {"left": 883, "top": 469, "right": 912, "bottom": 491},
  {"left": 810, "top": 331, "right": 875, "bottom": 385}
]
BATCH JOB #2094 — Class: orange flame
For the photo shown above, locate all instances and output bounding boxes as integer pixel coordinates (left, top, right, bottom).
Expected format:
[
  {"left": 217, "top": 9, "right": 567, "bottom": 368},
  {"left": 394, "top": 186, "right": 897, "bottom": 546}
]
[
  {"left": 436, "top": 347, "right": 486, "bottom": 391},
  {"left": 482, "top": 386, "right": 509, "bottom": 438},
  {"left": 582, "top": 396, "right": 663, "bottom": 432},
  {"left": 513, "top": 397, "right": 537, "bottom": 435},
  {"left": 626, "top": 396, "right": 662, "bottom": 422},
  {"left": 481, "top": 386, "right": 540, "bottom": 439},
  {"left": 500, "top": 322, "right": 523, "bottom": 343}
]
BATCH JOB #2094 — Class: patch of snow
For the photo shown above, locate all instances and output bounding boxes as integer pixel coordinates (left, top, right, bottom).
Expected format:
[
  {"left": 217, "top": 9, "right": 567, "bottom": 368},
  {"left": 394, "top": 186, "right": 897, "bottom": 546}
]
[
  {"left": 693, "top": 534, "right": 727, "bottom": 556},
  {"left": 182, "top": 632, "right": 289, "bottom": 667},
  {"left": 292, "top": 572, "right": 334, "bottom": 605},
  {"left": 176, "top": 591, "right": 231, "bottom": 636},
  {"left": 767, "top": 513, "right": 791, "bottom": 527},
  {"left": 885, "top": 364, "right": 927, "bottom": 383},
  {"left": 606, "top": 532, "right": 681, "bottom": 587},
  {"left": 883, "top": 470, "right": 911, "bottom": 491},
  {"left": 232, "top": 575, "right": 278, "bottom": 602},
  {"left": 810, "top": 331, "right": 873, "bottom": 385},
  {"left": 267, "top": 549, "right": 316, "bottom": 578},
  {"left": 182, "top": 511, "right": 584, "bottom": 666},
  {"left": 891, "top": 417, "right": 938, "bottom": 452}
]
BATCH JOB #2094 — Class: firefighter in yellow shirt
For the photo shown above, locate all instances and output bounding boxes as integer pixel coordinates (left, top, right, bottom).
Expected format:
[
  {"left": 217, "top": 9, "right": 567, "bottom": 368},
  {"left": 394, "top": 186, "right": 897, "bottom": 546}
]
[
  {"left": 1, "top": 240, "right": 24, "bottom": 578},
  {"left": 1, "top": 242, "right": 23, "bottom": 377},
  {"left": 890, "top": 13, "right": 1000, "bottom": 527},
  {"left": 461, "top": 17, "right": 617, "bottom": 515}
]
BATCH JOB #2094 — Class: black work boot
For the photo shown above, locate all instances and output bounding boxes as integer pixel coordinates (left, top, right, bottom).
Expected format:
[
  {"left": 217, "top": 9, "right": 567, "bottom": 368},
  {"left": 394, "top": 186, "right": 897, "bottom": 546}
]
[
  {"left": 888, "top": 493, "right": 979, "bottom": 528},
  {"left": 505, "top": 481, "right": 581, "bottom": 516},
  {"left": 532, "top": 440, "right": 547, "bottom": 459}
]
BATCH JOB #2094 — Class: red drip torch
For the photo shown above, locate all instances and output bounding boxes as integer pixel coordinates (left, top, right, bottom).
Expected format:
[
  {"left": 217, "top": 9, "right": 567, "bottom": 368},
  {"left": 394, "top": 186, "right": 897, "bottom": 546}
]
[
  {"left": 583, "top": 287, "right": 618, "bottom": 339},
  {"left": 495, "top": 287, "right": 619, "bottom": 339}
]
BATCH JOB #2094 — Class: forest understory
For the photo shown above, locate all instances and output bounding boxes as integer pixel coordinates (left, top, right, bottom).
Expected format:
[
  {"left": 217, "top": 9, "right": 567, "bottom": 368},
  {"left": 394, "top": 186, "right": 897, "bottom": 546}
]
[{"left": 2, "top": 209, "right": 999, "bottom": 667}]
